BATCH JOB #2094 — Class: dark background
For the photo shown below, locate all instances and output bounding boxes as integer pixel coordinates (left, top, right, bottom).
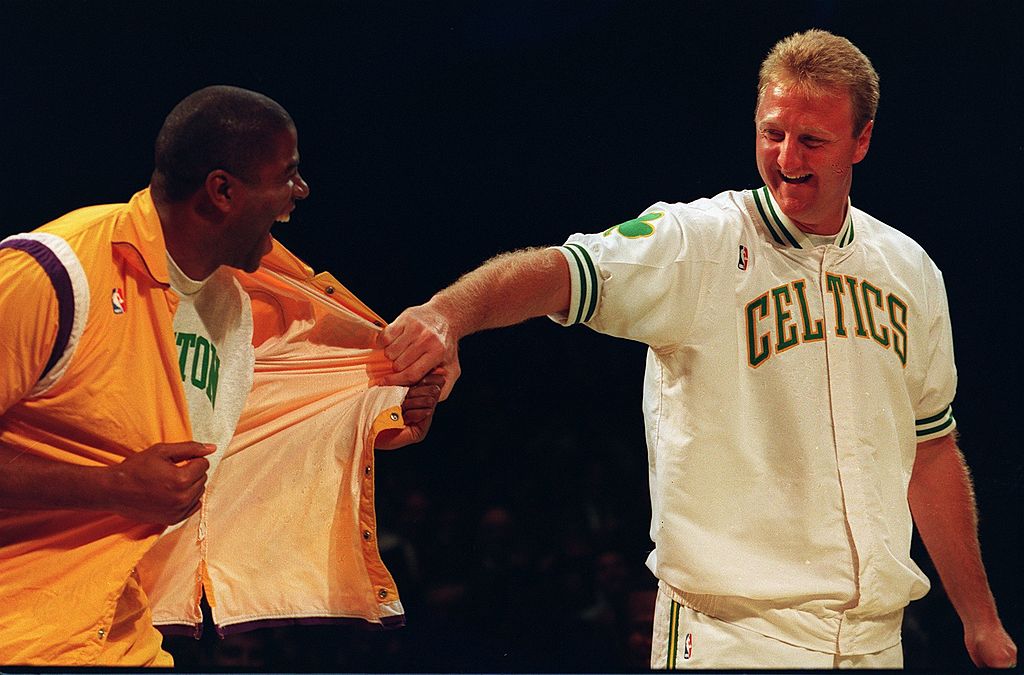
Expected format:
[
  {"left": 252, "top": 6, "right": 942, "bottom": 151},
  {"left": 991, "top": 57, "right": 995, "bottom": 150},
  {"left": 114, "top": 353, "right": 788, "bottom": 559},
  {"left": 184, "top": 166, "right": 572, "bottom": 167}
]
[{"left": 2, "top": 1, "right": 1020, "bottom": 671}]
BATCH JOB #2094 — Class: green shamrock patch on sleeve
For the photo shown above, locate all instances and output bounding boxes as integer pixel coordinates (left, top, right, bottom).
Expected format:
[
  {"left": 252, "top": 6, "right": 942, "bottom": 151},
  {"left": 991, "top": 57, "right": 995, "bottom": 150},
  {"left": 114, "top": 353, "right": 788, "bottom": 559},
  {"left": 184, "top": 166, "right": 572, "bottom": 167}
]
[{"left": 603, "top": 211, "right": 663, "bottom": 238}]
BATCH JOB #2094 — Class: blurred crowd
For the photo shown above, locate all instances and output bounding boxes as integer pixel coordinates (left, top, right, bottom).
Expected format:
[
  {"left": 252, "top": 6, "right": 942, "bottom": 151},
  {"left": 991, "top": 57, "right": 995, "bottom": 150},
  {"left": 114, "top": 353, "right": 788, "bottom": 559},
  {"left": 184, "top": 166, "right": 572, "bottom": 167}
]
[{"left": 164, "top": 452, "right": 660, "bottom": 671}]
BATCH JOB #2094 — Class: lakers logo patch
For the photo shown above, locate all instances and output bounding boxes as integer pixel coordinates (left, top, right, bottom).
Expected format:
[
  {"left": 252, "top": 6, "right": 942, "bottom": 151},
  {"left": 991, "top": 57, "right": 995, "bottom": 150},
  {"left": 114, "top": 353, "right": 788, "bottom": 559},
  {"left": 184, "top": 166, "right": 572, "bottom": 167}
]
[{"left": 603, "top": 211, "right": 662, "bottom": 238}]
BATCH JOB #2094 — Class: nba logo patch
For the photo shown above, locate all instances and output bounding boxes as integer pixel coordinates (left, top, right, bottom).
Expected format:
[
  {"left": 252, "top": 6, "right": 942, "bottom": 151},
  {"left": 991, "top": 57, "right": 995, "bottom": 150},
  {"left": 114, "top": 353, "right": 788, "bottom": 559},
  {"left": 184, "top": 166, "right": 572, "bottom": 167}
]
[
  {"left": 683, "top": 633, "right": 693, "bottom": 660},
  {"left": 111, "top": 288, "right": 126, "bottom": 314},
  {"left": 737, "top": 244, "right": 749, "bottom": 270}
]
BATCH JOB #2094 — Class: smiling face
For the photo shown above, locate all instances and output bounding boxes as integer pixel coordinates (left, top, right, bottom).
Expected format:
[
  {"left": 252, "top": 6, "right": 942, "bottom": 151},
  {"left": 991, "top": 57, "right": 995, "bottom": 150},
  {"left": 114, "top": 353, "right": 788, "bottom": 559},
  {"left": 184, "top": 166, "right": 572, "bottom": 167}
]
[
  {"left": 225, "top": 125, "right": 310, "bottom": 272},
  {"left": 755, "top": 81, "right": 873, "bottom": 235}
]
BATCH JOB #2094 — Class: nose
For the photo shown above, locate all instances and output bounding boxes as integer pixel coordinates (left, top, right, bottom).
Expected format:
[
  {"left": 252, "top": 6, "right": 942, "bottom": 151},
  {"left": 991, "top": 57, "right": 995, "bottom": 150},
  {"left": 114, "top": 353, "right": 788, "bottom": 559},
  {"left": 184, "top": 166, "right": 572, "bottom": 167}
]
[
  {"left": 777, "top": 137, "right": 804, "bottom": 173},
  {"left": 293, "top": 173, "right": 310, "bottom": 200}
]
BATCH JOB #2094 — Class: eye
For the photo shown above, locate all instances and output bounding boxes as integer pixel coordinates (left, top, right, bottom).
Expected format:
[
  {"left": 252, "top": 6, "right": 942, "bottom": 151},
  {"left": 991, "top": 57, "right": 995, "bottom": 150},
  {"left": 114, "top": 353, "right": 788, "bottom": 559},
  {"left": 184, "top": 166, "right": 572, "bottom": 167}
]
[
  {"left": 762, "top": 129, "right": 784, "bottom": 142},
  {"left": 802, "top": 136, "right": 826, "bottom": 148}
]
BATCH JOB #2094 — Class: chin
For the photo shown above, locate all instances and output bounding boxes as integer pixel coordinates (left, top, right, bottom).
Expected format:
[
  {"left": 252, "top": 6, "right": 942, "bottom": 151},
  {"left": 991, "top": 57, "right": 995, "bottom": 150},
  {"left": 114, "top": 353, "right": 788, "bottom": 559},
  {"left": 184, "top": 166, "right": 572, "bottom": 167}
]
[
  {"left": 773, "top": 191, "right": 814, "bottom": 218},
  {"left": 224, "top": 259, "right": 259, "bottom": 274},
  {"left": 231, "top": 248, "right": 267, "bottom": 274},
  {"left": 247, "top": 250, "right": 270, "bottom": 273}
]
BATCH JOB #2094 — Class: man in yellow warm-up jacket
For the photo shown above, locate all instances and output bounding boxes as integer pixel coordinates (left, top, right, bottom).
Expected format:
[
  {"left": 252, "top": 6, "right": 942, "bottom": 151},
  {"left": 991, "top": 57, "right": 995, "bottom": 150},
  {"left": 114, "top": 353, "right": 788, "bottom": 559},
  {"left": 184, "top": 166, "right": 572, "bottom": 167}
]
[{"left": 0, "top": 85, "right": 442, "bottom": 666}]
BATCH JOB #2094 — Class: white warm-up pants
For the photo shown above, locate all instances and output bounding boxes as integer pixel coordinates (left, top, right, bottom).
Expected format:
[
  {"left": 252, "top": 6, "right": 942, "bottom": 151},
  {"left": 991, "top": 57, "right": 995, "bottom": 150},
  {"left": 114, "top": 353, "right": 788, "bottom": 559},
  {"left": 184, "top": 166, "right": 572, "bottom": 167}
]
[{"left": 651, "top": 587, "right": 903, "bottom": 670}]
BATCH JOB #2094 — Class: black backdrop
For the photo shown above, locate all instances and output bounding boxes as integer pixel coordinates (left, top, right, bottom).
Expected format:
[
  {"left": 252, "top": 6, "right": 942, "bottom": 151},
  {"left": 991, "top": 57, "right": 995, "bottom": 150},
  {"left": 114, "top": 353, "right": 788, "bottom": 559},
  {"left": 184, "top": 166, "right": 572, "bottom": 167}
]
[{"left": 2, "top": 1, "right": 1021, "bottom": 671}]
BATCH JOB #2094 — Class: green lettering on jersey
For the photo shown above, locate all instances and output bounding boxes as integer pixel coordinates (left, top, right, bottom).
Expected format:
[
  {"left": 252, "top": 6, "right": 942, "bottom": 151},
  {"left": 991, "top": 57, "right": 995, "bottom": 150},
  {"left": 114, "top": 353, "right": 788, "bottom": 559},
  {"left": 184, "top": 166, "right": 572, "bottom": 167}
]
[
  {"left": 746, "top": 293, "right": 771, "bottom": 367},
  {"left": 174, "top": 331, "right": 221, "bottom": 408},
  {"left": 861, "top": 282, "right": 890, "bottom": 348},
  {"left": 176, "top": 332, "right": 197, "bottom": 380},
  {"left": 825, "top": 274, "right": 848, "bottom": 337},
  {"left": 792, "top": 280, "right": 824, "bottom": 342},
  {"left": 206, "top": 344, "right": 220, "bottom": 407},
  {"left": 771, "top": 285, "right": 799, "bottom": 352},
  {"left": 745, "top": 276, "right": 911, "bottom": 370},
  {"left": 844, "top": 276, "right": 870, "bottom": 338},
  {"left": 887, "top": 294, "right": 908, "bottom": 367},
  {"left": 602, "top": 212, "right": 662, "bottom": 238},
  {"left": 191, "top": 336, "right": 210, "bottom": 390}
]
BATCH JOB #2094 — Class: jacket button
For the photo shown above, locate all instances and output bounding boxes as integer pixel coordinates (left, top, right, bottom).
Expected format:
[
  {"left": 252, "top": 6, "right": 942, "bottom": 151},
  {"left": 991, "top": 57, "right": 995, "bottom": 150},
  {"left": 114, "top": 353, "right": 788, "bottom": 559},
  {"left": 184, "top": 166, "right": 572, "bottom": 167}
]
[
  {"left": 363, "top": 530, "right": 372, "bottom": 541},
  {"left": 390, "top": 412, "right": 400, "bottom": 422},
  {"left": 378, "top": 588, "right": 388, "bottom": 599},
  {"left": 364, "top": 465, "right": 372, "bottom": 477},
  {"left": 325, "top": 286, "right": 335, "bottom": 295},
  {"left": 98, "top": 627, "right": 106, "bottom": 639}
]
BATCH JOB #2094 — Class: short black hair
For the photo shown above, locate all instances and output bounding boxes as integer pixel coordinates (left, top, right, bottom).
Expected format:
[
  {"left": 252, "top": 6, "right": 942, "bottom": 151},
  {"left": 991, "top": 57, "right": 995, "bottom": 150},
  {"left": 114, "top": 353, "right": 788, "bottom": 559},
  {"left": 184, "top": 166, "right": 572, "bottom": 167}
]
[{"left": 152, "top": 85, "right": 294, "bottom": 202}]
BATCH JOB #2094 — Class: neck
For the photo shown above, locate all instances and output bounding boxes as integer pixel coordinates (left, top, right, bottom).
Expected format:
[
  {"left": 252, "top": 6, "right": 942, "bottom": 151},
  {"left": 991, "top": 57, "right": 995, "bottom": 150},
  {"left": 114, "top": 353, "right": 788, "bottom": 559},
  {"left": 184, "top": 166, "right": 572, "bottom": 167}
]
[
  {"left": 794, "top": 220, "right": 841, "bottom": 236},
  {"left": 792, "top": 203, "right": 848, "bottom": 237},
  {"left": 154, "top": 198, "right": 220, "bottom": 280}
]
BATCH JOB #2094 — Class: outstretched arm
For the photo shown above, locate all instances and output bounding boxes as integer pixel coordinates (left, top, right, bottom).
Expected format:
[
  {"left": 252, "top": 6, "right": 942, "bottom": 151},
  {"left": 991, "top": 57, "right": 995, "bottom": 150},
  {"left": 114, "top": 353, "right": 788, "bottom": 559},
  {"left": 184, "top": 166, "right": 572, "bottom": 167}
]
[
  {"left": 908, "top": 433, "right": 1017, "bottom": 669},
  {"left": 379, "top": 247, "right": 570, "bottom": 391}
]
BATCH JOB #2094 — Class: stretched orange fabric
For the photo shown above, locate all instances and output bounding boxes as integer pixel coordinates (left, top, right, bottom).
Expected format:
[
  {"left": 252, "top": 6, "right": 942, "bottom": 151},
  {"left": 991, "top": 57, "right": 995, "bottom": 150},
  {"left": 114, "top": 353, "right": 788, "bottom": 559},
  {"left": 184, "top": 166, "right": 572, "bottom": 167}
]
[{"left": 140, "top": 243, "right": 408, "bottom": 634}]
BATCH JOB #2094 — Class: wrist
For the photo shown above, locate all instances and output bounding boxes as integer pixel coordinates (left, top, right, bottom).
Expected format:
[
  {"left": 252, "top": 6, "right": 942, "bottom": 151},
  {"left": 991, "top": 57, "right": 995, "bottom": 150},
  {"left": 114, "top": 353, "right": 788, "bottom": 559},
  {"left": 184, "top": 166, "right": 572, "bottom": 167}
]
[
  {"left": 427, "top": 294, "right": 464, "bottom": 341},
  {"left": 89, "top": 463, "right": 128, "bottom": 513},
  {"left": 959, "top": 600, "right": 1002, "bottom": 633}
]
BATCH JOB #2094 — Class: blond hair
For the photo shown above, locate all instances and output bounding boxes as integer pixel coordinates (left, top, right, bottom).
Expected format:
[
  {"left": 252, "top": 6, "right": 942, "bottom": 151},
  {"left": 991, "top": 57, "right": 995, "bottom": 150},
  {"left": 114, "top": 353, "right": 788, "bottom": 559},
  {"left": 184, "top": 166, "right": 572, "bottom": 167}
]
[{"left": 757, "top": 29, "right": 879, "bottom": 135}]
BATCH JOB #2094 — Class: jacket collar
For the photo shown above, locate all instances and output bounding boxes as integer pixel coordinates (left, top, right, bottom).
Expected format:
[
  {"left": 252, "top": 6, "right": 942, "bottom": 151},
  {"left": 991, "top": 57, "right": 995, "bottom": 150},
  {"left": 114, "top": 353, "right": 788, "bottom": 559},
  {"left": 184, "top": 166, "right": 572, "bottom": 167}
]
[
  {"left": 250, "top": 239, "right": 386, "bottom": 327},
  {"left": 112, "top": 188, "right": 171, "bottom": 285},
  {"left": 751, "top": 185, "right": 855, "bottom": 250}
]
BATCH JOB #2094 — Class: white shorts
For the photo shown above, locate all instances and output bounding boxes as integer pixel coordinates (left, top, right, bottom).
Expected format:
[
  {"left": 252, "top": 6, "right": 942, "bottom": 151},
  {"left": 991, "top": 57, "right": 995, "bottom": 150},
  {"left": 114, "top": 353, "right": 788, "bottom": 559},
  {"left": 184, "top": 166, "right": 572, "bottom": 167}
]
[{"left": 651, "top": 587, "right": 903, "bottom": 670}]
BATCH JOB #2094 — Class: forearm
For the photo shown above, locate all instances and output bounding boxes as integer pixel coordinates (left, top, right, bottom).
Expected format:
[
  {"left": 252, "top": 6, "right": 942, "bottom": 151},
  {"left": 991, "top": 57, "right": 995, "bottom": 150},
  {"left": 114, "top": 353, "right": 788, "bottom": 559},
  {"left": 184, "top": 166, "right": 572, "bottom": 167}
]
[
  {"left": 908, "top": 434, "right": 1000, "bottom": 626},
  {"left": 380, "top": 247, "right": 571, "bottom": 388},
  {"left": 0, "top": 441, "right": 213, "bottom": 524},
  {"left": 0, "top": 444, "right": 117, "bottom": 512},
  {"left": 427, "top": 247, "right": 570, "bottom": 340}
]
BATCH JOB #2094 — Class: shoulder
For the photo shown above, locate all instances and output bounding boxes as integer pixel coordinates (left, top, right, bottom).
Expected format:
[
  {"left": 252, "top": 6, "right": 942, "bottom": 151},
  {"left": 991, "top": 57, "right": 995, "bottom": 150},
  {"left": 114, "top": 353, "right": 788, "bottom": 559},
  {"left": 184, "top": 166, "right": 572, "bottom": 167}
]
[
  {"left": 2, "top": 204, "right": 126, "bottom": 279},
  {"left": 576, "top": 190, "right": 748, "bottom": 268},
  {"left": 0, "top": 240, "right": 59, "bottom": 289},
  {"left": 3, "top": 204, "right": 130, "bottom": 307},
  {"left": 38, "top": 204, "right": 124, "bottom": 254},
  {"left": 659, "top": 190, "right": 750, "bottom": 262},
  {"left": 853, "top": 206, "right": 943, "bottom": 277},
  {"left": 653, "top": 190, "right": 748, "bottom": 230},
  {"left": 0, "top": 231, "right": 92, "bottom": 307}
]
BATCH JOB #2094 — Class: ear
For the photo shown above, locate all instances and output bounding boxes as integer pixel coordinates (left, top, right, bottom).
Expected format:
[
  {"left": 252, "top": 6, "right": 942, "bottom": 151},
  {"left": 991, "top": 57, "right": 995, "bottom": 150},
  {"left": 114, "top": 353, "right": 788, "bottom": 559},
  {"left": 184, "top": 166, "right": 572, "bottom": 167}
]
[
  {"left": 852, "top": 119, "right": 873, "bottom": 164},
  {"left": 204, "top": 170, "right": 236, "bottom": 213}
]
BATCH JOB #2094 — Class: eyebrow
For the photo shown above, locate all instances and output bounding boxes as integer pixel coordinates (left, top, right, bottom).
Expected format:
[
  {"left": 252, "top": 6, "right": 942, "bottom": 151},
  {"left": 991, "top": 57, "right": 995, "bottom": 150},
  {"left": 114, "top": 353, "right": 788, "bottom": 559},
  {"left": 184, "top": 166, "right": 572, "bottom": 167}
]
[{"left": 759, "top": 122, "right": 834, "bottom": 138}]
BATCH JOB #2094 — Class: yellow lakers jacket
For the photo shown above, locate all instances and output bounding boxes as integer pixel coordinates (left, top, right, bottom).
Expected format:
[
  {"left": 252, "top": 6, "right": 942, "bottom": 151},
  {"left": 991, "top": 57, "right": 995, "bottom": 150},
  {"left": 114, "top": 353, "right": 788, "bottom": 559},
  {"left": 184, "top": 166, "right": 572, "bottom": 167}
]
[{"left": 0, "top": 189, "right": 407, "bottom": 665}]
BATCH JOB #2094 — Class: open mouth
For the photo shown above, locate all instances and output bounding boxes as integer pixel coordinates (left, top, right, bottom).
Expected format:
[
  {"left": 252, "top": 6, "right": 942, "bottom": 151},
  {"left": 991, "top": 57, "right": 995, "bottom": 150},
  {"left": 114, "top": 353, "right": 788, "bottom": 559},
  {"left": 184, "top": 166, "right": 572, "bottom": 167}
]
[
  {"left": 276, "top": 205, "right": 294, "bottom": 223},
  {"left": 780, "top": 171, "right": 812, "bottom": 185}
]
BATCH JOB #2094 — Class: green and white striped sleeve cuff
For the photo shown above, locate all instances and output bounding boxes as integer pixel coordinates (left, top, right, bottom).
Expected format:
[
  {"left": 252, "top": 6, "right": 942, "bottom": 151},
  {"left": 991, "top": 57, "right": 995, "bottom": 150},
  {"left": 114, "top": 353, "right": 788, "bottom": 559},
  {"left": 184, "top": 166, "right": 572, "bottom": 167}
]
[
  {"left": 549, "top": 243, "right": 599, "bottom": 326},
  {"left": 916, "top": 404, "right": 956, "bottom": 440}
]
